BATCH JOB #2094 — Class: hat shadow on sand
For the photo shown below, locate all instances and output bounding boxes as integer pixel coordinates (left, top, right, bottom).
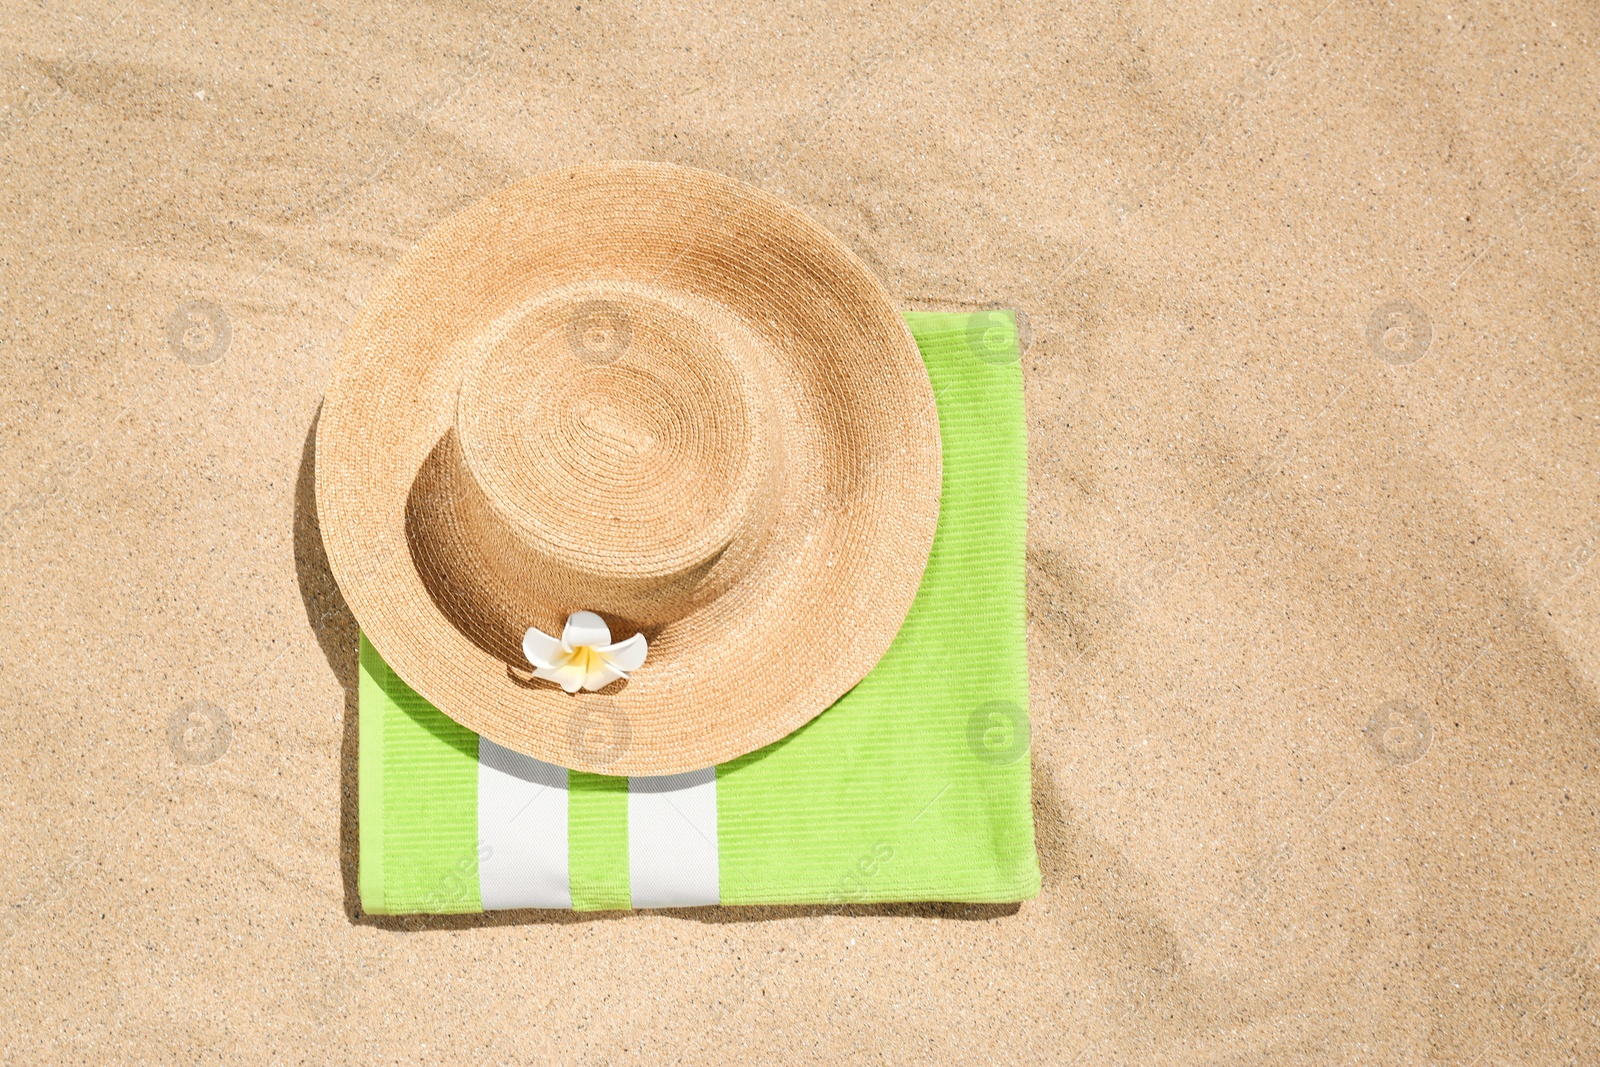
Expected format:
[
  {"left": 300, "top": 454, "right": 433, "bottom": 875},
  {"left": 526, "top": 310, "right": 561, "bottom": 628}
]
[{"left": 294, "top": 407, "right": 1022, "bottom": 929}]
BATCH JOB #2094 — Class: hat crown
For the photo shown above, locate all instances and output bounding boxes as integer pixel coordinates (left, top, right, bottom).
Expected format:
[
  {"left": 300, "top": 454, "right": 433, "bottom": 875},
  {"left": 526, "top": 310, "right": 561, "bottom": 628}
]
[{"left": 445, "top": 284, "right": 784, "bottom": 630}]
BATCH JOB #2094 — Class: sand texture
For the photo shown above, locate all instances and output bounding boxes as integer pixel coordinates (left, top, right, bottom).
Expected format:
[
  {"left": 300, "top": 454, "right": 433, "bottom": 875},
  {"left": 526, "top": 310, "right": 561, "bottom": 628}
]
[{"left": 2, "top": 0, "right": 1598, "bottom": 1063}]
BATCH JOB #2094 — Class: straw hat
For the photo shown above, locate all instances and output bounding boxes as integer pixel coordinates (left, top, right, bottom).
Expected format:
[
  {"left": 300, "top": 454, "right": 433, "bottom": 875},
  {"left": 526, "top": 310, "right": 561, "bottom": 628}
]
[{"left": 317, "top": 162, "right": 942, "bottom": 775}]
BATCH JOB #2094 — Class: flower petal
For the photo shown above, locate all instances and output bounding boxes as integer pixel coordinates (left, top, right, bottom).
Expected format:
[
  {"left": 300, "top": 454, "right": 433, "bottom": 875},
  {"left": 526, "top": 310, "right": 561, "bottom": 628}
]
[
  {"left": 562, "top": 611, "right": 612, "bottom": 650},
  {"left": 535, "top": 659, "right": 589, "bottom": 694},
  {"left": 523, "top": 626, "right": 566, "bottom": 669},
  {"left": 595, "top": 632, "right": 648, "bottom": 673},
  {"left": 581, "top": 657, "right": 627, "bottom": 691}
]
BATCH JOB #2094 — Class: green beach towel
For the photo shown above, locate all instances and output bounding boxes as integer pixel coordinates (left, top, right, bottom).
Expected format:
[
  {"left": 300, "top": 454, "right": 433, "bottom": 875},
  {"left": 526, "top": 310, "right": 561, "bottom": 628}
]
[{"left": 357, "top": 310, "right": 1039, "bottom": 912}]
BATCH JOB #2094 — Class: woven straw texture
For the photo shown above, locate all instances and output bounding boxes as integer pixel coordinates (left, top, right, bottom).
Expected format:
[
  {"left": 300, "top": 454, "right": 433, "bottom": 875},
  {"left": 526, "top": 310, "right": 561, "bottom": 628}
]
[{"left": 317, "top": 162, "right": 942, "bottom": 775}]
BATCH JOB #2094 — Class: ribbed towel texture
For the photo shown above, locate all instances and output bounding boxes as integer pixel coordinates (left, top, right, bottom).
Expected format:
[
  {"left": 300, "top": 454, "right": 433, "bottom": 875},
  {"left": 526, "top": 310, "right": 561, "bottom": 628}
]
[{"left": 357, "top": 311, "right": 1039, "bottom": 912}]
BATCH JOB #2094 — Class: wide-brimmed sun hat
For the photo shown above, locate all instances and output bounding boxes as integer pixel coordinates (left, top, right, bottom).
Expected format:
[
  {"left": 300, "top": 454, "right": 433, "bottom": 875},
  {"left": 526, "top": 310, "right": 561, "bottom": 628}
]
[{"left": 317, "top": 161, "right": 942, "bottom": 775}]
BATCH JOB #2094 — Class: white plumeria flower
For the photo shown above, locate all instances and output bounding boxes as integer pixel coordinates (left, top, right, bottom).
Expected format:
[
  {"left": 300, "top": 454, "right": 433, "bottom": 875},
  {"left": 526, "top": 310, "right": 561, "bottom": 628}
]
[{"left": 523, "top": 611, "right": 648, "bottom": 693}]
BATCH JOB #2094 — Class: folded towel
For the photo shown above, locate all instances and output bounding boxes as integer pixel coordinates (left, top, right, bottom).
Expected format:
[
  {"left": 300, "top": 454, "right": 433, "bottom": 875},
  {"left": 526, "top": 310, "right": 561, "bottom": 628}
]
[{"left": 357, "top": 310, "right": 1039, "bottom": 912}]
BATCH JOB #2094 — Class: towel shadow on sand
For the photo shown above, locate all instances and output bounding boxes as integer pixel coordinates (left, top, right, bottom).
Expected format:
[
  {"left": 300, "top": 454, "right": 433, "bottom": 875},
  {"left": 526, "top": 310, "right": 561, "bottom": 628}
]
[{"left": 294, "top": 409, "right": 1022, "bottom": 929}]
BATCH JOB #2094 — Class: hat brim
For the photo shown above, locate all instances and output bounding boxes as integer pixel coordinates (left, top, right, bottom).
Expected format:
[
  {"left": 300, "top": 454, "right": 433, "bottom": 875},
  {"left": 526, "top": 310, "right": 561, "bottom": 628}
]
[{"left": 316, "top": 162, "right": 942, "bottom": 775}]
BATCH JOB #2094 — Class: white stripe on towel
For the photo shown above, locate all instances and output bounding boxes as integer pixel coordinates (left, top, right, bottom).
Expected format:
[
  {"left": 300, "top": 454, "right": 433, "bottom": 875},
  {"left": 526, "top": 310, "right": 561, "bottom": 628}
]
[
  {"left": 629, "top": 768, "right": 719, "bottom": 908},
  {"left": 478, "top": 738, "right": 571, "bottom": 910}
]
